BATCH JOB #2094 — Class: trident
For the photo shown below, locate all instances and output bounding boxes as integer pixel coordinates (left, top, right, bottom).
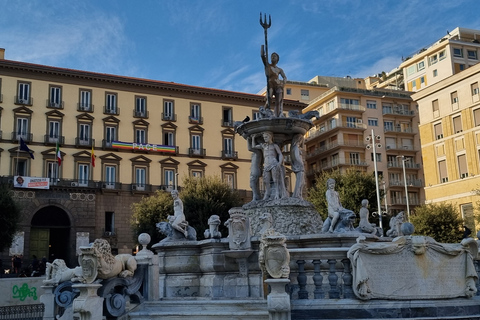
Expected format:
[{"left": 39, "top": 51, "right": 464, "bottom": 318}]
[{"left": 260, "top": 12, "right": 272, "bottom": 110}]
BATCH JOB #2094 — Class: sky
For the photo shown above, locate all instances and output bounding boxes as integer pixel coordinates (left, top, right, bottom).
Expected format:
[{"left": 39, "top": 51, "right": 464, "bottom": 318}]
[{"left": 1, "top": 1, "right": 479, "bottom": 94}]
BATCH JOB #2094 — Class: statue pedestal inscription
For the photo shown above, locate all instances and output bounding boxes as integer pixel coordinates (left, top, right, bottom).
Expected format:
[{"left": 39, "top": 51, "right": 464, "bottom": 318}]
[{"left": 348, "top": 236, "right": 478, "bottom": 300}]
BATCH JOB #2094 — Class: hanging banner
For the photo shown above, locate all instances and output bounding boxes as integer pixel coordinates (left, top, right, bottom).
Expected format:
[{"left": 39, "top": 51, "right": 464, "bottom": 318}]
[
  {"left": 111, "top": 141, "right": 176, "bottom": 153},
  {"left": 13, "top": 176, "right": 50, "bottom": 189}
]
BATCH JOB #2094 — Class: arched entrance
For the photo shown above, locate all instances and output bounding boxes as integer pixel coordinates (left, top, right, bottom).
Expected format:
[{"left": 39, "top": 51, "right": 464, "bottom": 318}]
[{"left": 30, "top": 206, "right": 71, "bottom": 264}]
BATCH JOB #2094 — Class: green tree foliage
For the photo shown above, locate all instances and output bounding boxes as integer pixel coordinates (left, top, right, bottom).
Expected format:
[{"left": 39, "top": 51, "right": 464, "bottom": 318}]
[
  {"left": 0, "top": 184, "right": 21, "bottom": 252},
  {"left": 131, "top": 190, "right": 173, "bottom": 246},
  {"left": 410, "top": 203, "right": 464, "bottom": 243},
  {"left": 181, "top": 175, "right": 243, "bottom": 239},
  {"left": 307, "top": 169, "right": 382, "bottom": 222}
]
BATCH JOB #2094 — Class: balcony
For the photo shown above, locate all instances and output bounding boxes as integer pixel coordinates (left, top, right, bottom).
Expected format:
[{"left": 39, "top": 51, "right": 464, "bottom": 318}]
[
  {"left": 77, "top": 103, "right": 94, "bottom": 112},
  {"left": 101, "top": 182, "right": 122, "bottom": 190},
  {"left": 306, "top": 141, "right": 366, "bottom": 160},
  {"left": 46, "top": 100, "right": 64, "bottom": 109},
  {"left": 387, "top": 161, "right": 421, "bottom": 169},
  {"left": 306, "top": 122, "right": 367, "bottom": 142},
  {"left": 382, "top": 105, "right": 415, "bottom": 117},
  {"left": 102, "top": 139, "right": 114, "bottom": 149},
  {"left": 390, "top": 198, "right": 421, "bottom": 206},
  {"left": 162, "top": 113, "right": 177, "bottom": 121},
  {"left": 188, "top": 148, "right": 206, "bottom": 157},
  {"left": 11, "top": 132, "right": 33, "bottom": 142},
  {"left": 389, "top": 179, "right": 423, "bottom": 188},
  {"left": 133, "top": 110, "right": 149, "bottom": 118},
  {"left": 221, "top": 150, "right": 238, "bottom": 160},
  {"left": 104, "top": 106, "right": 120, "bottom": 115},
  {"left": 339, "top": 103, "right": 366, "bottom": 112},
  {"left": 15, "top": 96, "right": 33, "bottom": 106},
  {"left": 188, "top": 116, "right": 203, "bottom": 125},
  {"left": 131, "top": 184, "right": 153, "bottom": 192},
  {"left": 75, "top": 137, "right": 95, "bottom": 148},
  {"left": 222, "top": 120, "right": 234, "bottom": 127},
  {"left": 44, "top": 135, "right": 65, "bottom": 145},
  {"left": 384, "top": 126, "right": 417, "bottom": 135}
]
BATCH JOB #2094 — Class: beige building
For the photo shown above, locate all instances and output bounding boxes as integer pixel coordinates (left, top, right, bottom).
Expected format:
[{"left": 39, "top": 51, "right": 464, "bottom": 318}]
[
  {"left": 400, "top": 27, "right": 480, "bottom": 92},
  {"left": 303, "top": 86, "right": 424, "bottom": 216},
  {"left": 412, "top": 62, "right": 480, "bottom": 233},
  {"left": 0, "top": 49, "right": 306, "bottom": 266}
]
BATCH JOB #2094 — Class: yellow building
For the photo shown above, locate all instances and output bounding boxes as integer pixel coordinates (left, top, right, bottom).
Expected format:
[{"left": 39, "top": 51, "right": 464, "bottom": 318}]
[
  {"left": 0, "top": 48, "right": 306, "bottom": 266},
  {"left": 400, "top": 27, "right": 480, "bottom": 92},
  {"left": 303, "top": 86, "right": 424, "bottom": 216},
  {"left": 412, "top": 62, "right": 480, "bottom": 233}
]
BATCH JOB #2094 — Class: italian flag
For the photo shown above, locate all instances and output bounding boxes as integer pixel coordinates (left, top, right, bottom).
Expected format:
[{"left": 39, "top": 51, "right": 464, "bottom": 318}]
[
  {"left": 91, "top": 145, "right": 95, "bottom": 167},
  {"left": 56, "top": 142, "right": 62, "bottom": 166}
]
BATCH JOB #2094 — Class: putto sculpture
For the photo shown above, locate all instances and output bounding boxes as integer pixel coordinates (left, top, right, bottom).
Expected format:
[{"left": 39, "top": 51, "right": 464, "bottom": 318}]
[{"left": 323, "top": 178, "right": 356, "bottom": 233}]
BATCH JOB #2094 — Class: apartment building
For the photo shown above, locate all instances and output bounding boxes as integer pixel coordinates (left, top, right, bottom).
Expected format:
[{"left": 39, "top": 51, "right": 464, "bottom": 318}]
[
  {"left": 400, "top": 27, "right": 480, "bottom": 92},
  {"left": 0, "top": 49, "right": 306, "bottom": 266},
  {"left": 412, "top": 62, "right": 480, "bottom": 233},
  {"left": 303, "top": 86, "right": 424, "bottom": 216}
]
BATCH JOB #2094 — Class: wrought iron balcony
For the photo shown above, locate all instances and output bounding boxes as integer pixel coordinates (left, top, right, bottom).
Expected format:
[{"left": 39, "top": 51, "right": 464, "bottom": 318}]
[
  {"left": 15, "top": 96, "right": 33, "bottom": 105},
  {"left": 46, "top": 100, "right": 64, "bottom": 109},
  {"left": 221, "top": 150, "right": 238, "bottom": 160},
  {"left": 162, "top": 113, "right": 177, "bottom": 121},
  {"left": 44, "top": 135, "right": 65, "bottom": 145},
  {"left": 188, "top": 116, "right": 203, "bottom": 125},
  {"left": 77, "top": 103, "right": 94, "bottom": 112},
  {"left": 104, "top": 106, "right": 120, "bottom": 115},
  {"left": 11, "top": 132, "right": 33, "bottom": 142},
  {"left": 188, "top": 148, "right": 206, "bottom": 157},
  {"left": 75, "top": 137, "right": 95, "bottom": 147},
  {"left": 133, "top": 110, "right": 149, "bottom": 118}
]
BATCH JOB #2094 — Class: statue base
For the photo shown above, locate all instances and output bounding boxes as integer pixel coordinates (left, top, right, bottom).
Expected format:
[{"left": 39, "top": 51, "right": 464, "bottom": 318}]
[{"left": 243, "top": 198, "right": 323, "bottom": 236}]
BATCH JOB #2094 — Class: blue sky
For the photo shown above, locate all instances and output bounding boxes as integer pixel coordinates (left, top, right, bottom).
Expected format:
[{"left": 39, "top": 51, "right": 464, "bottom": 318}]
[{"left": 1, "top": 1, "right": 479, "bottom": 94}]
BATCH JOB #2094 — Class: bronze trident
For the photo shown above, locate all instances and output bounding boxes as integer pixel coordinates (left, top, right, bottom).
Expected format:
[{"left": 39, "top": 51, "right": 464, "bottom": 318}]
[{"left": 260, "top": 12, "right": 272, "bottom": 109}]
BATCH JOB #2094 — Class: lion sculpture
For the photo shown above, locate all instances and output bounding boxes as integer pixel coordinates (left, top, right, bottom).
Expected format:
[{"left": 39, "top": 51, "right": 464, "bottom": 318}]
[
  {"left": 43, "top": 259, "right": 83, "bottom": 285},
  {"left": 92, "top": 238, "right": 137, "bottom": 279},
  {"left": 156, "top": 221, "right": 197, "bottom": 242}
]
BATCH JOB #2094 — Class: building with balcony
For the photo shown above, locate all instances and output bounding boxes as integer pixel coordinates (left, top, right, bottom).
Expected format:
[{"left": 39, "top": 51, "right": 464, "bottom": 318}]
[
  {"left": 303, "top": 85, "right": 424, "bottom": 215},
  {"left": 0, "top": 48, "right": 306, "bottom": 266},
  {"left": 412, "top": 62, "right": 480, "bottom": 234}
]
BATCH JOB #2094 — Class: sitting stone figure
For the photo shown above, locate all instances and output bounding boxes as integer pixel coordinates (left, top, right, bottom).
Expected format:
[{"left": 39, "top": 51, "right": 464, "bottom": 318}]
[
  {"left": 357, "top": 199, "right": 380, "bottom": 236},
  {"left": 43, "top": 259, "right": 83, "bottom": 285},
  {"left": 322, "top": 178, "right": 356, "bottom": 233},
  {"left": 92, "top": 239, "right": 137, "bottom": 280},
  {"left": 204, "top": 215, "right": 222, "bottom": 239},
  {"left": 386, "top": 211, "right": 404, "bottom": 237},
  {"left": 156, "top": 221, "right": 197, "bottom": 242}
]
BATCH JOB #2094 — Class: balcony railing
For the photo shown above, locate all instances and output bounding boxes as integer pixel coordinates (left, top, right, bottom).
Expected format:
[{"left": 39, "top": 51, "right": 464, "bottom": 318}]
[
  {"left": 131, "top": 184, "right": 153, "bottom": 192},
  {"left": 133, "top": 110, "right": 149, "bottom": 118},
  {"left": 11, "top": 132, "right": 33, "bottom": 142},
  {"left": 387, "top": 161, "right": 421, "bottom": 169},
  {"left": 101, "top": 182, "right": 122, "bottom": 190},
  {"left": 339, "top": 103, "right": 366, "bottom": 112},
  {"left": 162, "top": 113, "right": 177, "bottom": 121},
  {"left": 389, "top": 179, "right": 423, "bottom": 188},
  {"left": 188, "top": 148, "right": 206, "bottom": 157},
  {"left": 222, "top": 120, "right": 234, "bottom": 127},
  {"left": 44, "top": 135, "right": 65, "bottom": 145},
  {"left": 306, "top": 122, "right": 367, "bottom": 142},
  {"left": 104, "top": 106, "right": 120, "bottom": 115},
  {"left": 221, "top": 150, "right": 238, "bottom": 160},
  {"left": 385, "top": 145, "right": 416, "bottom": 151},
  {"left": 15, "top": 96, "right": 33, "bottom": 105},
  {"left": 77, "top": 103, "right": 94, "bottom": 112},
  {"left": 382, "top": 105, "right": 415, "bottom": 116},
  {"left": 188, "top": 116, "right": 203, "bottom": 125},
  {"left": 384, "top": 126, "right": 417, "bottom": 134},
  {"left": 75, "top": 137, "right": 95, "bottom": 147},
  {"left": 390, "top": 198, "right": 421, "bottom": 206},
  {"left": 46, "top": 100, "right": 64, "bottom": 109}
]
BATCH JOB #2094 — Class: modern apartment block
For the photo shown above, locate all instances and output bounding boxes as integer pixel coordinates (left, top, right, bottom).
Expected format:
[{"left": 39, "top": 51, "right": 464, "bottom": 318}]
[
  {"left": 412, "top": 62, "right": 480, "bottom": 233},
  {"left": 400, "top": 27, "right": 480, "bottom": 92},
  {"left": 303, "top": 86, "right": 424, "bottom": 216},
  {"left": 0, "top": 49, "right": 306, "bottom": 265}
]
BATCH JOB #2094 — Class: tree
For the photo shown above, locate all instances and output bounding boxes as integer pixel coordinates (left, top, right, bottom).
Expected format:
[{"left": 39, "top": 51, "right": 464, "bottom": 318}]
[
  {"left": 410, "top": 203, "right": 464, "bottom": 243},
  {"left": 131, "top": 175, "right": 243, "bottom": 245},
  {"left": 307, "top": 169, "right": 383, "bottom": 223},
  {"left": 181, "top": 175, "right": 243, "bottom": 239},
  {"left": 131, "top": 190, "right": 173, "bottom": 246},
  {"left": 0, "top": 184, "right": 22, "bottom": 252}
]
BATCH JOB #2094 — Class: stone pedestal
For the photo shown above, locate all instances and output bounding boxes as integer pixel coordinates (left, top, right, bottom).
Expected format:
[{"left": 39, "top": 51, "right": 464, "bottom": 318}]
[
  {"left": 265, "top": 278, "right": 291, "bottom": 320},
  {"left": 40, "top": 285, "right": 56, "bottom": 320},
  {"left": 72, "top": 283, "right": 103, "bottom": 320}
]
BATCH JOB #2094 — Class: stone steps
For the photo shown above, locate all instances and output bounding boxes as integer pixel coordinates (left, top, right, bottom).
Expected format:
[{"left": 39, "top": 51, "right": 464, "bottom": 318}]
[{"left": 128, "top": 299, "right": 269, "bottom": 320}]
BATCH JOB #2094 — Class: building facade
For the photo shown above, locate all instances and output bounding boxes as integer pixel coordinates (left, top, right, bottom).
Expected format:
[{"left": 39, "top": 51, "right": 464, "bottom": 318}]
[
  {"left": 0, "top": 49, "right": 305, "bottom": 266},
  {"left": 303, "top": 86, "right": 424, "bottom": 216},
  {"left": 412, "top": 62, "right": 480, "bottom": 234}
]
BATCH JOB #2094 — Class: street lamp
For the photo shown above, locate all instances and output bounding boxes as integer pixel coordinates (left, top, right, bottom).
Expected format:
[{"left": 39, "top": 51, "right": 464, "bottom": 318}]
[
  {"left": 175, "top": 173, "right": 179, "bottom": 191},
  {"left": 397, "top": 155, "right": 410, "bottom": 221},
  {"left": 366, "top": 129, "right": 383, "bottom": 233}
]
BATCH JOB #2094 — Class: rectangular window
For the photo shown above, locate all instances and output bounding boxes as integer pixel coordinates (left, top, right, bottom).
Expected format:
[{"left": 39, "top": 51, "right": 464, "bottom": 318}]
[
  {"left": 346, "top": 116, "right": 357, "bottom": 127},
  {"left": 192, "top": 171, "right": 202, "bottom": 178},
  {"left": 439, "top": 50, "right": 446, "bottom": 60},
  {"left": 164, "top": 169, "right": 175, "bottom": 187},
  {"left": 366, "top": 100, "right": 376, "bottom": 109},
  {"left": 49, "top": 86, "right": 61, "bottom": 107},
  {"left": 78, "top": 164, "right": 89, "bottom": 186},
  {"left": 434, "top": 123, "right": 443, "bottom": 139},
  {"left": 471, "top": 82, "right": 479, "bottom": 96},
  {"left": 474, "top": 109, "right": 480, "bottom": 127},
  {"left": 223, "top": 108, "right": 233, "bottom": 126},
  {"left": 191, "top": 104, "right": 200, "bottom": 119},
  {"left": 80, "top": 90, "right": 92, "bottom": 111},
  {"left": 192, "top": 134, "right": 201, "bottom": 151},
  {"left": 467, "top": 50, "right": 477, "bottom": 60},
  {"left": 433, "top": 69, "right": 438, "bottom": 77},
  {"left": 105, "top": 212, "right": 115, "bottom": 234},
  {"left": 15, "top": 159, "right": 27, "bottom": 176},
  {"left": 224, "top": 137, "right": 233, "bottom": 156},
  {"left": 459, "top": 64, "right": 466, "bottom": 71},
  {"left": 432, "top": 99, "right": 439, "bottom": 117},
  {"left": 458, "top": 154, "right": 468, "bottom": 178},
  {"left": 47, "top": 161, "right": 58, "bottom": 183},
  {"left": 48, "top": 121, "right": 60, "bottom": 142},
  {"left": 106, "top": 126, "right": 116, "bottom": 145},
  {"left": 453, "top": 115, "right": 462, "bottom": 133},
  {"left": 135, "top": 129, "right": 146, "bottom": 144},
  {"left": 301, "top": 89, "right": 309, "bottom": 100},
  {"left": 407, "top": 65, "right": 416, "bottom": 76},
  {"left": 17, "top": 118, "right": 28, "bottom": 138},
  {"left": 135, "top": 97, "right": 146, "bottom": 116},
  {"left": 106, "top": 93, "right": 117, "bottom": 113},
  {"left": 368, "top": 118, "right": 378, "bottom": 126},
  {"left": 382, "top": 103, "right": 392, "bottom": 114},
  {"left": 164, "top": 101, "right": 174, "bottom": 120},
  {"left": 18, "top": 82, "right": 30, "bottom": 103},
  {"left": 439, "top": 160, "right": 448, "bottom": 183},
  {"left": 417, "top": 61, "right": 425, "bottom": 71},
  {"left": 453, "top": 48, "right": 463, "bottom": 57},
  {"left": 164, "top": 131, "right": 174, "bottom": 146},
  {"left": 252, "top": 111, "right": 260, "bottom": 120},
  {"left": 135, "top": 167, "right": 146, "bottom": 189},
  {"left": 349, "top": 153, "right": 360, "bottom": 165},
  {"left": 429, "top": 54, "right": 438, "bottom": 65},
  {"left": 79, "top": 124, "right": 90, "bottom": 143},
  {"left": 224, "top": 173, "right": 235, "bottom": 189},
  {"left": 451, "top": 91, "right": 458, "bottom": 104},
  {"left": 105, "top": 165, "right": 116, "bottom": 188},
  {"left": 384, "top": 121, "right": 394, "bottom": 131},
  {"left": 286, "top": 88, "right": 292, "bottom": 95},
  {"left": 371, "top": 153, "right": 382, "bottom": 162}
]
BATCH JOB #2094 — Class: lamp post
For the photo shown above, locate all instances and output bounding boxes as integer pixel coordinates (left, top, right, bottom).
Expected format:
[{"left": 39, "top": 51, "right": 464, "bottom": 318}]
[
  {"left": 397, "top": 155, "right": 410, "bottom": 221},
  {"left": 175, "top": 173, "right": 179, "bottom": 191},
  {"left": 366, "top": 129, "right": 383, "bottom": 233}
]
